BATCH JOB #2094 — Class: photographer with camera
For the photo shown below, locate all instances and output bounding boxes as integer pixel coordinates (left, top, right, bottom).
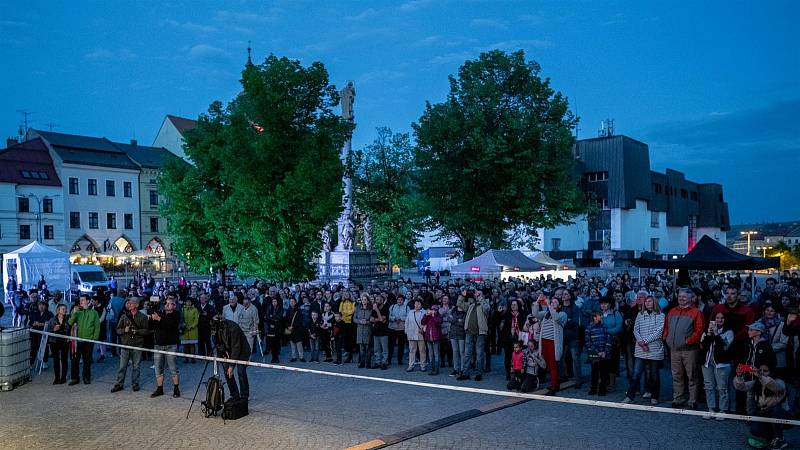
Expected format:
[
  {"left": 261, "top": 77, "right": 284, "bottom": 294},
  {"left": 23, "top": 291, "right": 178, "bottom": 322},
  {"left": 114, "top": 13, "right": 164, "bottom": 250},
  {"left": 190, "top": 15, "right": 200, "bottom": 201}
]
[
  {"left": 112, "top": 297, "right": 150, "bottom": 393},
  {"left": 211, "top": 315, "right": 251, "bottom": 401},
  {"left": 734, "top": 363, "right": 789, "bottom": 449},
  {"left": 149, "top": 296, "right": 181, "bottom": 398}
]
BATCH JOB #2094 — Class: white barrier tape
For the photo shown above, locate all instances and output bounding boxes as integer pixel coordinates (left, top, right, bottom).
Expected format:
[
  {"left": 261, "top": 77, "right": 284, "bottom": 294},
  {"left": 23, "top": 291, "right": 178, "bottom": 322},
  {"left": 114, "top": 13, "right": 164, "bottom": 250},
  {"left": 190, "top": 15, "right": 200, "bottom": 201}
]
[{"left": 30, "top": 329, "right": 800, "bottom": 426}]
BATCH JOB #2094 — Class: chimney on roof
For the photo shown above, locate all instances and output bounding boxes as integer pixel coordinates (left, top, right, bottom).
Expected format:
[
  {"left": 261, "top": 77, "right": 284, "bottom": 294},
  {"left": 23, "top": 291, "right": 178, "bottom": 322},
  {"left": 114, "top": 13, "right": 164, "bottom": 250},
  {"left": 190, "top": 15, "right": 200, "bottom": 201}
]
[
  {"left": 130, "top": 139, "right": 138, "bottom": 146},
  {"left": 6, "top": 137, "right": 18, "bottom": 149}
]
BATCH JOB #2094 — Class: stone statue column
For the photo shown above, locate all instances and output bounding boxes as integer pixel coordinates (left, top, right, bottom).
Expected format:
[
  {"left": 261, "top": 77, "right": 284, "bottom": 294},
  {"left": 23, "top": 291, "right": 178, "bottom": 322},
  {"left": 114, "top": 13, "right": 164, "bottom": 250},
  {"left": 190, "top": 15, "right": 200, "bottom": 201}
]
[
  {"left": 336, "top": 81, "right": 356, "bottom": 251},
  {"left": 363, "top": 217, "right": 373, "bottom": 251}
]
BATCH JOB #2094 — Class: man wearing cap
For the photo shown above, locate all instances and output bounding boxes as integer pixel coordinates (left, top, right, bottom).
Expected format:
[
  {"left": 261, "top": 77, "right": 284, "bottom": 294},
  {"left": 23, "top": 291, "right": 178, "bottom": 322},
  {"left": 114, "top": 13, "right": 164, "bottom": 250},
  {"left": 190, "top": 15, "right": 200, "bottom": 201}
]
[
  {"left": 662, "top": 288, "right": 705, "bottom": 409},
  {"left": 744, "top": 322, "right": 777, "bottom": 378},
  {"left": 112, "top": 297, "right": 149, "bottom": 393}
]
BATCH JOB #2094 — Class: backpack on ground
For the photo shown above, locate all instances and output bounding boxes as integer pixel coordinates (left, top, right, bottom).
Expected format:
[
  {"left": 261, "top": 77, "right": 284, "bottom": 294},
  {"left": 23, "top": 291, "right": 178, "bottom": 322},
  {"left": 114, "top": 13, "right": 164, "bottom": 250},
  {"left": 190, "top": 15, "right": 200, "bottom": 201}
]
[{"left": 201, "top": 375, "right": 225, "bottom": 418}]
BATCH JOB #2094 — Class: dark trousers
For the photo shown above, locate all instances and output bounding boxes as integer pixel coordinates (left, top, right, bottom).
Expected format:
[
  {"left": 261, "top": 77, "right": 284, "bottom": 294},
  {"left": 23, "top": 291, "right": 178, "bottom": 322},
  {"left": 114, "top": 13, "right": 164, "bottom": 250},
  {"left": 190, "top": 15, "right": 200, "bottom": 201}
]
[
  {"left": 590, "top": 359, "right": 610, "bottom": 393},
  {"left": 439, "top": 338, "right": 452, "bottom": 367},
  {"left": 223, "top": 362, "right": 249, "bottom": 400},
  {"left": 320, "top": 329, "right": 332, "bottom": 358},
  {"left": 333, "top": 335, "right": 343, "bottom": 362},
  {"left": 520, "top": 373, "right": 539, "bottom": 393},
  {"left": 71, "top": 342, "right": 94, "bottom": 382},
  {"left": 198, "top": 329, "right": 213, "bottom": 357},
  {"left": 50, "top": 340, "right": 69, "bottom": 382},
  {"left": 503, "top": 340, "right": 514, "bottom": 377},
  {"left": 267, "top": 336, "right": 281, "bottom": 362},
  {"left": 388, "top": 329, "right": 405, "bottom": 365},
  {"left": 344, "top": 323, "right": 356, "bottom": 355},
  {"left": 30, "top": 331, "right": 43, "bottom": 365}
]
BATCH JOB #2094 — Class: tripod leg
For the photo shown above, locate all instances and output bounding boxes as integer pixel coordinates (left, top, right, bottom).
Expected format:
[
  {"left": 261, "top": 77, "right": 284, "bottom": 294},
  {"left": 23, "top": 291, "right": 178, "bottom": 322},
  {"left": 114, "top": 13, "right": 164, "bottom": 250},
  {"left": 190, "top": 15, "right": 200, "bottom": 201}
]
[{"left": 186, "top": 359, "right": 211, "bottom": 419}]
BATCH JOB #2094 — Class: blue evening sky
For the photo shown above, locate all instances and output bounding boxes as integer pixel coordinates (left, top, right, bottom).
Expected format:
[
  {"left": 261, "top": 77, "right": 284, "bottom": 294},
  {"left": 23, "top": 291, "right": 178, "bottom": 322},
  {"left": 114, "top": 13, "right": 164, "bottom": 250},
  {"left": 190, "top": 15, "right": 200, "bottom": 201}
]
[{"left": 1, "top": 1, "right": 797, "bottom": 224}]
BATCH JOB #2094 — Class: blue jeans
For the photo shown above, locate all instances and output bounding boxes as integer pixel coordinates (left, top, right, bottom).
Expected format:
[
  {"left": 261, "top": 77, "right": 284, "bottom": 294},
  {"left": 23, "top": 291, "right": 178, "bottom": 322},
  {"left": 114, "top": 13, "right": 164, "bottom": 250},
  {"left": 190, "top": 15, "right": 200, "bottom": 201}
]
[
  {"left": 426, "top": 340, "right": 440, "bottom": 372},
  {"left": 310, "top": 337, "right": 320, "bottom": 361},
  {"left": 560, "top": 337, "right": 582, "bottom": 382},
  {"left": 625, "top": 357, "right": 661, "bottom": 400},
  {"left": 702, "top": 364, "right": 730, "bottom": 412},
  {"left": 451, "top": 338, "right": 465, "bottom": 373},
  {"left": 464, "top": 334, "right": 485, "bottom": 376},
  {"left": 372, "top": 335, "right": 388, "bottom": 365}
]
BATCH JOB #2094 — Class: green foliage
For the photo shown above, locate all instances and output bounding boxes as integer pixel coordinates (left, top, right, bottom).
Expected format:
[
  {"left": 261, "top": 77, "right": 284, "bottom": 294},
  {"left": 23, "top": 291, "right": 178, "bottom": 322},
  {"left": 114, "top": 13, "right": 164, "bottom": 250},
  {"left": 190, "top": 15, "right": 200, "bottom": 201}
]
[
  {"left": 160, "top": 55, "right": 351, "bottom": 280},
  {"left": 412, "top": 49, "right": 587, "bottom": 259},
  {"left": 352, "top": 127, "right": 423, "bottom": 267}
]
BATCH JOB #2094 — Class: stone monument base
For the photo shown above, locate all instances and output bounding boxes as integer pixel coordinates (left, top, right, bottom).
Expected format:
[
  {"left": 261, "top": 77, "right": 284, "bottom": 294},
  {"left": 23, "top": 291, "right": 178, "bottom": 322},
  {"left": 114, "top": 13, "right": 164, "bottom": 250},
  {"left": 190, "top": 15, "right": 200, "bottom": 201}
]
[{"left": 317, "top": 250, "right": 389, "bottom": 286}]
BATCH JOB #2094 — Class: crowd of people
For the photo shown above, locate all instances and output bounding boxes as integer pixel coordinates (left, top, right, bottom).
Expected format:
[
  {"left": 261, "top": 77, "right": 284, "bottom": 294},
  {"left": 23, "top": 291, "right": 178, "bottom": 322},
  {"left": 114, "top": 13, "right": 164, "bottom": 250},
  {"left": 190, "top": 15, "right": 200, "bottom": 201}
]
[{"left": 4, "top": 269, "right": 799, "bottom": 449}]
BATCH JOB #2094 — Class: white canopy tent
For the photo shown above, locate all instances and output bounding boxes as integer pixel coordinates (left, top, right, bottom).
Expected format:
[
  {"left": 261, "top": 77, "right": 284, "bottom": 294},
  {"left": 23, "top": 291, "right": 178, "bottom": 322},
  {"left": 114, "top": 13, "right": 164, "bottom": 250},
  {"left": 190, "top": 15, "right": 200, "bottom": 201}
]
[{"left": 3, "top": 241, "right": 71, "bottom": 293}]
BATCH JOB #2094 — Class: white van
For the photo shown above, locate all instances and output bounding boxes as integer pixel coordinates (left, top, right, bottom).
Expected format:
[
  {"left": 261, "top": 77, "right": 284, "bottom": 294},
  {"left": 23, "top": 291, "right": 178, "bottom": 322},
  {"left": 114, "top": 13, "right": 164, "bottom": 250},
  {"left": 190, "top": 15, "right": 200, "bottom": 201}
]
[{"left": 71, "top": 264, "right": 110, "bottom": 296}]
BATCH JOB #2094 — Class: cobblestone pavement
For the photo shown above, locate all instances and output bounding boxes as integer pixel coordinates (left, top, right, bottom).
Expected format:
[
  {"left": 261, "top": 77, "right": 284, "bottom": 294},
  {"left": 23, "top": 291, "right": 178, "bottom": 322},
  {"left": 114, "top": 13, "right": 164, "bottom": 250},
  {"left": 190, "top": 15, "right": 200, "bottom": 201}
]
[{"left": 1, "top": 308, "right": 798, "bottom": 450}]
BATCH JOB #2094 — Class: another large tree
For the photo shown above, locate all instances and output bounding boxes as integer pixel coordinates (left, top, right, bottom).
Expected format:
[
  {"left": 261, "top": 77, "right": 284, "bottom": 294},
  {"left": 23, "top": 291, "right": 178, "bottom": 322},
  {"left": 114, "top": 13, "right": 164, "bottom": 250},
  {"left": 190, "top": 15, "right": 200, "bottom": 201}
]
[
  {"left": 353, "top": 127, "right": 423, "bottom": 268},
  {"left": 161, "top": 55, "right": 352, "bottom": 280},
  {"left": 413, "top": 50, "right": 587, "bottom": 259}
]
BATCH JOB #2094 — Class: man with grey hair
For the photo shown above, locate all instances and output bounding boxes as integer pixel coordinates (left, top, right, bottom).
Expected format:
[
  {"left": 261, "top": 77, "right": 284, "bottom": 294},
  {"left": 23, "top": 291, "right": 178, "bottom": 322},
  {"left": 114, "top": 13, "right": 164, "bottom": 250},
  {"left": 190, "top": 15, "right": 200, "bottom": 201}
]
[
  {"left": 112, "top": 297, "right": 149, "bottom": 393},
  {"left": 662, "top": 288, "right": 705, "bottom": 409}
]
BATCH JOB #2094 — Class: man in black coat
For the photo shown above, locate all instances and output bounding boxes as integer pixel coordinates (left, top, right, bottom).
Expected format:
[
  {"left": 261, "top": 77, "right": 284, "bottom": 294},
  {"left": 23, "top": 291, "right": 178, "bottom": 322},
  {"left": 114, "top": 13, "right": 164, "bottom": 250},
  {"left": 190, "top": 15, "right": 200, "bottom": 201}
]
[
  {"left": 212, "top": 315, "right": 251, "bottom": 400},
  {"left": 197, "top": 293, "right": 215, "bottom": 356}
]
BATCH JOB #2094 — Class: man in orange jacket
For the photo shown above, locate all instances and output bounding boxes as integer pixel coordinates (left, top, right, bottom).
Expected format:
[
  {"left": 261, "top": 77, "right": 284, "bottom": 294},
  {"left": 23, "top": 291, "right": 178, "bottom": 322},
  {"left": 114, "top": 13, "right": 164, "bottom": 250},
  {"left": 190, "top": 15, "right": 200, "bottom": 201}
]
[{"left": 663, "top": 287, "right": 705, "bottom": 409}]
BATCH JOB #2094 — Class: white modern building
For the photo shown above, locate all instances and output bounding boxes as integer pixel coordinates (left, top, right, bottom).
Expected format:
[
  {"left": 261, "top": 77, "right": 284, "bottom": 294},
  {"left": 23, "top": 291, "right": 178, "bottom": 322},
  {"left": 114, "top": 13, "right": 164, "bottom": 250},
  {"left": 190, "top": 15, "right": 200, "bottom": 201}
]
[
  {"left": 0, "top": 139, "right": 66, "bottom": 254},
  {"left": 152, "top": 114, "right": 196, "bottom": 161}
]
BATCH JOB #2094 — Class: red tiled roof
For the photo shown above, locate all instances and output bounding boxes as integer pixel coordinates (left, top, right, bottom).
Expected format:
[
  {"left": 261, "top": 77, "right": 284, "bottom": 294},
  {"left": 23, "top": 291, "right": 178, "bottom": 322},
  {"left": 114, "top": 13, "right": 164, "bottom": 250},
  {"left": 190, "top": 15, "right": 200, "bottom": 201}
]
[
  {"left": 166, "top": 115, "right": 197, "bottom": 134},
  {"left": 0, "top": 138, "right": 62, "bottom": 186}
]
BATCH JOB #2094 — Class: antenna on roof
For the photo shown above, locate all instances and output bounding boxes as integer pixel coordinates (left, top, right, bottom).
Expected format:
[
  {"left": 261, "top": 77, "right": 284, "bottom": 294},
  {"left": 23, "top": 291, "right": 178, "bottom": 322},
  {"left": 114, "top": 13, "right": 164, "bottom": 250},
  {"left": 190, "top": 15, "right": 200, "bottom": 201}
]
[
  {"left": 598, "top": 118, "right": 615, "bottom": 137},
  {"left": 16, "top": 110, "right": 34, "bottom": 139},
  {"left": 46, "top": 121, "right": 58, "bottom": 132},
  {"left": 246, "top": 41, "right": 254, "bottom": 67}
]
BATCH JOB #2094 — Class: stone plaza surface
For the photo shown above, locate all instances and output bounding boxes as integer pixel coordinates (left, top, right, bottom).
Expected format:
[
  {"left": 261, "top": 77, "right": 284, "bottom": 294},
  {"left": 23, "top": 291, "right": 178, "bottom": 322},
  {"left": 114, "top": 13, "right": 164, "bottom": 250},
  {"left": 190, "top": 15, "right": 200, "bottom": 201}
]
[{"left": 2, "top": 328, "right": 798, "bottom": 450}]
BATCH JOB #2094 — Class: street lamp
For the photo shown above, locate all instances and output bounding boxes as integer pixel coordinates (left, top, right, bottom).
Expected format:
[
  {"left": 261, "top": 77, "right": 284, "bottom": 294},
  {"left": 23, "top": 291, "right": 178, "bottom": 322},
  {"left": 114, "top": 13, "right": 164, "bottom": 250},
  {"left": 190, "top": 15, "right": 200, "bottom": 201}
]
[
  {"left": 756, "top": 246, "right": 773, "bottom": 258},
  {"left": 740, "top": 230, "right": 758, "bottom": 256}
]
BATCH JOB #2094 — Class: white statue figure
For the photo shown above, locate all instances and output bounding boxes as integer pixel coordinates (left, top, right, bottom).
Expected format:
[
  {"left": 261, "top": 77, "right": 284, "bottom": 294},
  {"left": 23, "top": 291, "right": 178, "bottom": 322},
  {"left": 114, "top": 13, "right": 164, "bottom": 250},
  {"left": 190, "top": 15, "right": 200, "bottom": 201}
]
[
  {"left": 341, "top": 218, "right": 355, "bottom": 251},
  {"left": 363, "top": 218, "right": 373, "bottom": 251},
  {"left": 321, "top": 226, "right": 331, "bottom": 252}
]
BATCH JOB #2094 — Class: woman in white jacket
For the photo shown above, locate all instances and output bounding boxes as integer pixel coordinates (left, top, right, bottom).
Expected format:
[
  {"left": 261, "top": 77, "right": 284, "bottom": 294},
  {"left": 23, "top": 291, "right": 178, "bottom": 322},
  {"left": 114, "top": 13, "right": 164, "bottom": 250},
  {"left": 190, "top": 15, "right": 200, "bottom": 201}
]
[
  {"left": 622, "top": 295, "right": 665, "bottom": 405},
  {"left": 405, "top": 298, "right": 427, "bottom": 372}
]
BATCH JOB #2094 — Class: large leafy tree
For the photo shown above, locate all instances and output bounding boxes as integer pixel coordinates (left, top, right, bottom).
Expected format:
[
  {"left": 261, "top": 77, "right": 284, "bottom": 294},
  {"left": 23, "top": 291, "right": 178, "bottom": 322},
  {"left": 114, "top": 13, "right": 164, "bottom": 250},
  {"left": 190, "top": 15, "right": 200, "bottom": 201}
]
[
  {"left": 161, "top": 55, "right": 352, "bottom": 280},
  {"left": 353, "top": 127, "right": 423, "bottom": 268},
  {"left": 413, "top": 49, "right": 587, "bottom": 259}
]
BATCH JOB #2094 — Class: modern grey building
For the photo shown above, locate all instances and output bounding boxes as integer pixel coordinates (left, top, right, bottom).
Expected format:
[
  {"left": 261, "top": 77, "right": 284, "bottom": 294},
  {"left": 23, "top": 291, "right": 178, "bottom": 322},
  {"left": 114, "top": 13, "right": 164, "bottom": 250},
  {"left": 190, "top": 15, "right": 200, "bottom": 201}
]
[{"left": 540, "top": 134, "right": 730, "bottom": 263}]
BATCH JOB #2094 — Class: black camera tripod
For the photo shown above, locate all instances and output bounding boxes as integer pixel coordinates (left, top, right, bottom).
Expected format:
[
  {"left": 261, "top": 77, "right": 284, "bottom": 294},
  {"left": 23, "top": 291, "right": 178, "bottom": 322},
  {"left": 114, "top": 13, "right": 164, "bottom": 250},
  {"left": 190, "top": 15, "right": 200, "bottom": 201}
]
[{"left": 186, "top": 351, "right": 225, "bottom": 421}]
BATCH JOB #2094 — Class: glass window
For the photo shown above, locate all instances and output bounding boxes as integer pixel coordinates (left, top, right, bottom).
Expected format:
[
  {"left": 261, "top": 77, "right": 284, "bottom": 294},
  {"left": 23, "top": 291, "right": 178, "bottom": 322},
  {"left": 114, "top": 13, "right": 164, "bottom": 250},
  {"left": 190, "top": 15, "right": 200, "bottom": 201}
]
[
  {"left": 88, "top": 179, "right": 97, "bottom": 196},
  {"left": 123, "top": 181, "right": 132, "bottom": 198},
  {"left": 88, "top": 212, "right": 98, "bottom": 229},
  {"left": 106, "top": 180, "right": 115, "bottom": 197},
  {"left": 19, "top": 225, "right": 30, "bottom": 240},
  {"left": 69, "top": 177, "right": 79, "bottom": 195},
  {"left": 44, "top": 225, "right": 54, "bottom": 240},
  {"left": 650, "top": 211, "right": 659, "bottom": 228},
  {"left": 149, "top": 190, "right": 158, "bottom": 207},
  {"left": 150, "top": 217, "right": 159, "bottom": 233},
  {"left": 107, "top": 213, "right": 116, "bottom": 229},
  {"left": 70, "top": 212, "right": 80, "bottom": 229},
  {"left": 17, "top": 197, "right": 29, "bottom": 212},
  {"left": 650, "top": 238, "right": 659, "bottom": 253},
  {"left": 551, "top": 238, "right": 561, "bottom": 251},
  {"left": 124, "top": 214, "right": 134, "bottom": 230},
  {"left": 43, "top": 198, "right": 53, "bottom": 213}
]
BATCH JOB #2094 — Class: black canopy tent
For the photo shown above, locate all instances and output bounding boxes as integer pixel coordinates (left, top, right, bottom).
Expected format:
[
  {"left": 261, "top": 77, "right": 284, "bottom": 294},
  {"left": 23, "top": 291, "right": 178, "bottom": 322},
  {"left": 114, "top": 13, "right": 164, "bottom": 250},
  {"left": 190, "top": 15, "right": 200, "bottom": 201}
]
[{"left": 636, "top": 235, "right": 780, "bottom": 270}]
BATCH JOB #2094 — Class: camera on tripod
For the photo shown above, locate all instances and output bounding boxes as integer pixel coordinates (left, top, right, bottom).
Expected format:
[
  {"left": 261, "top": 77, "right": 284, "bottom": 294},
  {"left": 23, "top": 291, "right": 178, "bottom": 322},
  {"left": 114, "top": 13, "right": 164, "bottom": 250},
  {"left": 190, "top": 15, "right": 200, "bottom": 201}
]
[{"left": 146, "top": 296, "right": 162, "bottom": 316}]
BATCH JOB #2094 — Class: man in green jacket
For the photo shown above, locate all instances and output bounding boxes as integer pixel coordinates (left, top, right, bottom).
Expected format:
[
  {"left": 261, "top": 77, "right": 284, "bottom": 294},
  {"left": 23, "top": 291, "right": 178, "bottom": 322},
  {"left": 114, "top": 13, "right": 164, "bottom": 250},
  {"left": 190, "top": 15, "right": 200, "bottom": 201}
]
[{"left": 68, "top": 295, "right": 100, "bottom": 385}]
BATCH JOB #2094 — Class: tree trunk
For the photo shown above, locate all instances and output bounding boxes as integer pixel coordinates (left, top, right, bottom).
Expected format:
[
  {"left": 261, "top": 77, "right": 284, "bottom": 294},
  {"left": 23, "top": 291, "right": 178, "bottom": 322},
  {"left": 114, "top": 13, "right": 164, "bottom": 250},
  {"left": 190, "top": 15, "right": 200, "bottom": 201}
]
[{"left": 462, "top": 237, "right": 476, "bottom": 261}]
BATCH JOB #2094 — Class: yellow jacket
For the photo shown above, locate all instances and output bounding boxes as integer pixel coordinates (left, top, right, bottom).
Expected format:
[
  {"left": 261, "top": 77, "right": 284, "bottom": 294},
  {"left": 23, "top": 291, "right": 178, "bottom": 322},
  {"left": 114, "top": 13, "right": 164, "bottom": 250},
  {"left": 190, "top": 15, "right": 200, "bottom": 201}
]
[{"left": 339, "top": 300, "right": 355, "bottom": 323}]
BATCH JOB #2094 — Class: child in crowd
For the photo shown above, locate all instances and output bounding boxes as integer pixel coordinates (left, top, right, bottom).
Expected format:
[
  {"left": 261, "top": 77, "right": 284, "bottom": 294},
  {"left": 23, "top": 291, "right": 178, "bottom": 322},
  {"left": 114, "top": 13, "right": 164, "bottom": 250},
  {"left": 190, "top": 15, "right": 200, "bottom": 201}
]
[
  {"left": 422, "top": 305, "right": 443, "bottom": 375},
  {"left": 332, "top": 312, "right": 344, "bottom": 365},
  {"left": 521, "top": 339, "right": 546, "bottom": 392},
  {"left": 308, "top": 311, "right": 322, "bottom": 363},
  {"left": 585, "top": 310, "right": 612, "bottom": 396},
  {"left": 506, "top": 341, "right": 525, "bottom": 390}
]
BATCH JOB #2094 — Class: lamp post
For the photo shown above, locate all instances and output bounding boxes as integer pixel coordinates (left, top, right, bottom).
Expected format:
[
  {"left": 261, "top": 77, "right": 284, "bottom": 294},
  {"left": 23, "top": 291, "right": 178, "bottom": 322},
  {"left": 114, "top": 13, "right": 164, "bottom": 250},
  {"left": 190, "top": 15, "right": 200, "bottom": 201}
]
[
  {"left": 757, "top": 246, "right": 773, "bottom": 258},
  {"left": 740, "top": 230, "right": 758, "bottom": 256}
]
